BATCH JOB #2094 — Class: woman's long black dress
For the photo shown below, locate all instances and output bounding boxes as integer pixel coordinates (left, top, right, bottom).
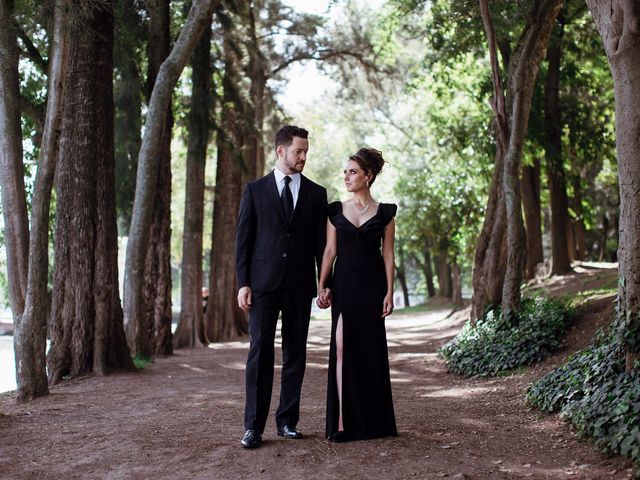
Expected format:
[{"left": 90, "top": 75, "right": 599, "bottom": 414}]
[{"left": 325, "top": 201, "right": 398, "bottom": 441}]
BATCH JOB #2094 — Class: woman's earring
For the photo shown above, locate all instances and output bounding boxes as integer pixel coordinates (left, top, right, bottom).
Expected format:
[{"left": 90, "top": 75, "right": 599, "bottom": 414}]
[{"left": 366, "top": 180, "right": 370, "bottom": 187}]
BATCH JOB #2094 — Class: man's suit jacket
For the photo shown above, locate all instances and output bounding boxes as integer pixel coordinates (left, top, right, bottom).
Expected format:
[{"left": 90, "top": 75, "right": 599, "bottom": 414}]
[{"left": 235, "top": 171, "right": 328, "bottom": 298}]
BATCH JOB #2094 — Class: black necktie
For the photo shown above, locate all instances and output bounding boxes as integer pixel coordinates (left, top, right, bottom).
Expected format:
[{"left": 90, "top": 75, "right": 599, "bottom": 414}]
[{"left": 281, "top": 176, "right": 294, "bottom": 223}]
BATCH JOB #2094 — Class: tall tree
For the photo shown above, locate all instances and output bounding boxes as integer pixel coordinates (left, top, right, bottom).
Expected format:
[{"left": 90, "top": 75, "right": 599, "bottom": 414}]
[
  {"left": 521, "top": 157, "right": 543, "bottom": 279},
  {"left": 13, "top": 0, "right": 70, "bottom": 402},
  {"left": 205, "top": 0, "right": 331, "bottom": 342},
  {"left": 474, "top": 0, "right": 563, "bottom": 320},
  {"left": 0, "top": 0, "right": 29, "bottom": 319},
  {"left": 206, "top": 9, "right": 248, "bottom": 341},
  {"left": 586, "top": 0, "right": 640, "bottom": 370},
  {"left": 124, "top": 0, "right": 219, "bottom": 355},
  {"left": 47, "top": 0, "right": 134, "bottom": 384},
  {"left": 141, "top": 0, "right": 173, "bottom": 357},
  {"left": 174, "top": 16, "right": 212, "bottom": 349},
  {"left": 544, "top": 13, "right": 573, "bottom": 275}
]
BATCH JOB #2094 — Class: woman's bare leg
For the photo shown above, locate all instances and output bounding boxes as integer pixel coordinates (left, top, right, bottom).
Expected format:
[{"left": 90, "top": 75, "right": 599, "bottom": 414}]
[{"left": 336, "top": 313, "right": 344, "bottom": 431}]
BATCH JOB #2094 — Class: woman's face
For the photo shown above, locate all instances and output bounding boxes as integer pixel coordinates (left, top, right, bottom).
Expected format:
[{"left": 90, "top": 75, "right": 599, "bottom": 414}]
[{"left": 343, "top": 160, "right": 370, "bottom": 193}]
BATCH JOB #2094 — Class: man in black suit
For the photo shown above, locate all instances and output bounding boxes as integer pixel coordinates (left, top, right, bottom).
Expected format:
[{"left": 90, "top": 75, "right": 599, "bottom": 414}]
[{"left": 236, "top": 125, "right": 328, "bottom": 448}]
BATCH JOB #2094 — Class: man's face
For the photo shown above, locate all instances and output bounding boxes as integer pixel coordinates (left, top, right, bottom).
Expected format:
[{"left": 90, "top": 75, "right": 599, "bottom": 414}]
[{"left": 277, "top": 136, "right": 308, "bottom": 174}]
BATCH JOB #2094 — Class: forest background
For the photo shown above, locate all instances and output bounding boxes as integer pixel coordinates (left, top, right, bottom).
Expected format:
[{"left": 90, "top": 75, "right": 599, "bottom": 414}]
[
  {"left": 0, "top": 0, "right": 623, "bottom": 384},
  {"left": 3, "top": 0, "right": 640, "bottom": 443},
  {"left": 5, "top": 0, "right": 640, "bottom": 472}
]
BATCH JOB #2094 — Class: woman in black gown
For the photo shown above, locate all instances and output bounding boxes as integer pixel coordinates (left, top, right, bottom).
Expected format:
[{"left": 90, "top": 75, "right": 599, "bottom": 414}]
[{"left": 317, "top": 147, "right": 398, "bottom": 442}]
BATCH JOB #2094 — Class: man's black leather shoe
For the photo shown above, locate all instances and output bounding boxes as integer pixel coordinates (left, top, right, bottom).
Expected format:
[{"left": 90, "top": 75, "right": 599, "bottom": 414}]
[
  {"left": 241, "top": 429, "right": 262, "bottom": 448},
  {"left": 277, "top": 425, "right": 303, "bottom": 439}
]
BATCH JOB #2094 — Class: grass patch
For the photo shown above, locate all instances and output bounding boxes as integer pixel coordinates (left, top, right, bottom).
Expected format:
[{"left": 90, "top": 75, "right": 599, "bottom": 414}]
[{"left": 438, "top": 297, "right": 573, "bottom": 377}]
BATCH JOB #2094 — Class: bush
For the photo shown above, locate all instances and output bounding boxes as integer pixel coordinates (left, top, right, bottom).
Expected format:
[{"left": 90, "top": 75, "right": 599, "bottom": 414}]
[
  {"left": 439, "top": 297, "right": 573, "bottom": 377},
  {"left": 527, "top": 333, "right": 640, "bottom": 468}
]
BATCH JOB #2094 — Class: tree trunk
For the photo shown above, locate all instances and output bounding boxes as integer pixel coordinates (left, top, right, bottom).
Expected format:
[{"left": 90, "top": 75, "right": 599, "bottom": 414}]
[
  {"left": 206, "top": 49, "right": 248, "bottom": 341},
  {"left": 142, "top": 0, "right": 173, "bottom": 357},
  {"left": 521, "top": 158, "right": 543, "bottom": 279},
  {"left": 480, "top": 0, "right": 563, "bottom": 321},
  {"left": 470, "top": 146, "right": 508, "bottom": 321},
  {"left": 396, "top": 249, "right": 410, "bottom": 308},
  {"left": 246, "top": 2, "right": 267, "bottom": 179},
  {"left": 412, "top": 247, "right": 435, "bottom": 299},
  {"left": 471, "top": 3, "right": 510, "bottom": 321},
  {"left": 586, "top": 0, "right": 640, "bottom": 370},
  {"left": 452, "top": 262, "right": 463, "bottom": 306},
  {"left": 436, "top": 255, "right": 453, "bottom": 299},
  {"left": 124, "top": 0, "right": 219, "bottom": 356},
  {"left": 598, "top": 212, "right": 609, "bottom": 262},
  {"left": 544, "top": 16, "right": 573, "bottom": 275},
  {"left": 174, "top": 20, "right": 212, "bottom": 349},
  {"left": 47, "top": 0, "right": 134, "bottom": 385},
  {"left": 423, "top": 248, "right": 435, "bottom": 298},
  {"left": 0, "top": 0, "right": 29, "bottom": 318},
  {"left": 13, "top": 0, "right": 71, "bottom": 402},
  {"left": 570, "top": 173, "right": 587, "bottom": 260}
]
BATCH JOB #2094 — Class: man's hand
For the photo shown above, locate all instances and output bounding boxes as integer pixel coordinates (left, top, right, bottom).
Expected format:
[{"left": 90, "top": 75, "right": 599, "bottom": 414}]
[
  {"left": 316, "top": 288, "right": 332, "bottom": 309},
  {"left": 238, "top": 286, "right": 252, "bottom": 311}
]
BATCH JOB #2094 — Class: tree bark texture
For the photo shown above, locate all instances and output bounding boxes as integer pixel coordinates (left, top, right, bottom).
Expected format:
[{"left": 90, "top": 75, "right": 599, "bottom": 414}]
[
  {"left": 396, "top": 249, "right": 411, "bottom": 308},
  {"left": 586, "top": 0, "right": 640, "bottom": 369},
  {"left": 422, "top": 248, "right": 436, "bottom": 298},
  {"left": 470, "top": 145, "right": 507, "bottom": 321},
  {"left": 47, "top": 1, "right": 134, "bottom": 385},
  {"left": 436, "top": 255, "right": 453, "bottom": 299},
  {"left": 140, "top": 0, "right": 173, "bottom": 357},
  {"left": 246, "top": 1, "right": 267, "bottom": 179},
  {"left": 471, "top": 1, "right": 510, "bottom": 321},
  {"left": 174, "top": 21, "right": 212, "bottom": 349},
  {"left": 124, "top": 0, "right": 219, "bottom": 356},
  {"left": 479, "top": 0, "right": 563, "bottom": 321},
  {"left": 521, "top": 158, "right": 543, "bottom": 279},
  {"left": 570, "top": 173, "right": 587, "bottom": 260},
  {"left": 544, "top": 18, "right": 573, "bottom": 275},
  {"left": 13, "top": 0, "right": 72, "bottom": 402},
  {"left": 452, "top": 263, "right": 463, "bottom": 306},
  {"left": 206, "top": 49, "right": 248, "bottom": 342},
  {"left": 0, "top": 0, "right": 29, "bottom": 319}
]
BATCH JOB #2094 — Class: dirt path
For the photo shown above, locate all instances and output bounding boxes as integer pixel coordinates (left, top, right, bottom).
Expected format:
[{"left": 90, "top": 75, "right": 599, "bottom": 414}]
[{"left": 0, "top": 301, "right": 633, "bottom": 479}]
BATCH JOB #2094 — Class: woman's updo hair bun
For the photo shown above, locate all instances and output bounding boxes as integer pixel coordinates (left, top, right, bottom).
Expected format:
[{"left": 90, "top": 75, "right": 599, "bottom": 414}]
[{"left": 349, "top": 147, "right": 386, "bottom": 186}]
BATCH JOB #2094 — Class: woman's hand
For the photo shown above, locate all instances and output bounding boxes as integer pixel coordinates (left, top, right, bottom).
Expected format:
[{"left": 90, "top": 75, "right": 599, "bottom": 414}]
[
  {"left": 382, "top": 293, "right": 394, "bottom": 317},
  {"left": 316, "top": 288, "right": 332, "bottom": 309}
]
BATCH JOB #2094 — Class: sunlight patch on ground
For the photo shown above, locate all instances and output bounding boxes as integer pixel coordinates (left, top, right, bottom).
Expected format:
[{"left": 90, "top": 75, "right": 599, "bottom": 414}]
[
  {"left": 416, "top": 385, "right": 504, "bottom": 398},
  {"left": 218, "top": 362, "right": 247, "bottom": 371},
  {"left": 178, "top": 363, "right": 208, "bottom": 374},
  {"left": 305, "top": 361, "right": 328, "bottom": 370},
  {"left": 208, "top": 341, "right": 247, "bottom": 350}
]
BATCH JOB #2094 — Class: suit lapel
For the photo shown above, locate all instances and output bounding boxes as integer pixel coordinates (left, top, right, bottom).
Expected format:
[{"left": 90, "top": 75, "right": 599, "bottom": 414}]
[{"left": 266, "top": 170, "right": 287, "bottom": 225}]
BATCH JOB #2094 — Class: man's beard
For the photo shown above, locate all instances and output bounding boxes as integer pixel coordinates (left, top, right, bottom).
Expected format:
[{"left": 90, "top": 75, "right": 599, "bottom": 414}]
[{"left": 284, "top": 151, "right": 305, "bottom": 173}]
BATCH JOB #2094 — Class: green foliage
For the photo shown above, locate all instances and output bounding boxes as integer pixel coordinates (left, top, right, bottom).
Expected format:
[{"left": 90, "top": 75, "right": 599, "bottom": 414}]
[
  {"left": 132, "top": 355, "right": 152, "bottom": 370},
  {"left": 439, "top": 297, "right": 573, "bottom": 376},
  {"left": 526, "top": 332, "right": 640, "bottom": 468}
]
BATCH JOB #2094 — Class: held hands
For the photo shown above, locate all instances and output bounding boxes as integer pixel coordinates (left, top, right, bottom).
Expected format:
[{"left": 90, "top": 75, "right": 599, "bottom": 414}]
[
  {"left": 382, "top": 293, "right": 394, "bottom": 317},
  {"left": 316, "top": 288, "right": 332, "bottom": 309},
  {"left": 237, "top": 286, "right": 252, "bottom": 311}
]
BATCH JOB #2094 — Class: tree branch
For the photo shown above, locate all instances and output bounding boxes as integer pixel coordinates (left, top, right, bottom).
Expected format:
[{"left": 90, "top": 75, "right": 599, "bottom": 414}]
[
  {"left": 17, "top": 28, "right": 48, "bottom": 72},
  {"left": 269, "top": 48, "right": 376, "bottom": 78}
]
